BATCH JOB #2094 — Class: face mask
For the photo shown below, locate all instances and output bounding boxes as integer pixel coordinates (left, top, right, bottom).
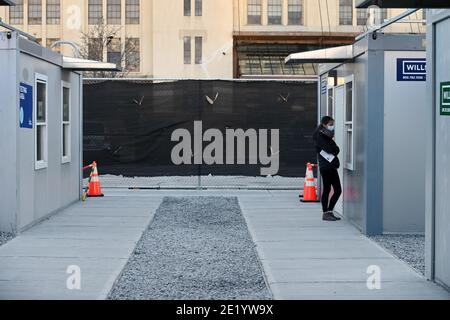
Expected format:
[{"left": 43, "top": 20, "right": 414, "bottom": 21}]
[{"left": 327, "top": 125, "right": 335, "bottom": 131}]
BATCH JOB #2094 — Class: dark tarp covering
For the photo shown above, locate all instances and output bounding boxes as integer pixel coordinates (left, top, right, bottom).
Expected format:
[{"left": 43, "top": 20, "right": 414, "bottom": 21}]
[{"left": 83, "top": 80, "right": 317, "bottom": 178}]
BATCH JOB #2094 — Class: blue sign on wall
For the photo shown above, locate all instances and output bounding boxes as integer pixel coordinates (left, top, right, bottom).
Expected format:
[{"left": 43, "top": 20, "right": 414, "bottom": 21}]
[
  {"left": 19, "top": 83, "right": 33, "bottom": 129},
  {"left": 397, "top": 58, "right": 427, "bottom": 81}
]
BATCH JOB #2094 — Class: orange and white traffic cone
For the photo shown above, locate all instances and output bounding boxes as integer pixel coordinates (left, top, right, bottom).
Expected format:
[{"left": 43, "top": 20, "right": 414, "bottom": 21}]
[
  {"left": 301, "top": 163, "right": 320, "bottom": 203},
  {"left": 87, "top": 161, "right": 104, "bottom": 198}
]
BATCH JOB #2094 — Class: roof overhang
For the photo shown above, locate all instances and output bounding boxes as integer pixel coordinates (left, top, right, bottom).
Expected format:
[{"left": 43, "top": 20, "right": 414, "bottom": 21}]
[
  {"left": 62, "top": 57, "right": 119, "bottom": 71},
  {"left": 285, "top": 45, "right": 354, "bottom": 64},
  {"left": 356, "top": 0, "right": 450, "bottom": 8},
  {"left": 0, "top": 0, "right": 16, "bottom": 6}
]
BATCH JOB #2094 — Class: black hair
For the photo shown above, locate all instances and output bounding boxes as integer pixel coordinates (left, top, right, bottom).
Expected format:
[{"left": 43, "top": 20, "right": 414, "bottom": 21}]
[{"left": 320, "top": 116, "right": 334, "bottom": 126}]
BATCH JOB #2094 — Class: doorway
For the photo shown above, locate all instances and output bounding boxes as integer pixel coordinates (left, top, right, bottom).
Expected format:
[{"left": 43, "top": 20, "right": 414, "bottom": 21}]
[{"left": 333, "top": 85, "right": 345, "bottom": 215}]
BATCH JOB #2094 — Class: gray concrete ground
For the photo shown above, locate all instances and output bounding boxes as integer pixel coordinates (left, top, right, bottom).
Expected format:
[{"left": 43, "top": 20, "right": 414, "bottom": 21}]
[
  {"left": 0, "top": 189, "right": 448, "bottom": 300},
  {"left": 0, "top": 195, "right": 163, "bottom": 300}
]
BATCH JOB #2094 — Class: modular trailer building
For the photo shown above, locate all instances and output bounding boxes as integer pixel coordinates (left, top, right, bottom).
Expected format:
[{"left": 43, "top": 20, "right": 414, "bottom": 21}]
[
  {"left": 288, "top": 33, "right": 427, "bottom": 236},
  {"left": 425, "top": 8, "right": 450, "bottom": 292},
  {"left": 0, "top": 29, "right": 116, "bottom": 233},
  {"left": 355, "top": 0, "right": 450, "bottom": 294}
]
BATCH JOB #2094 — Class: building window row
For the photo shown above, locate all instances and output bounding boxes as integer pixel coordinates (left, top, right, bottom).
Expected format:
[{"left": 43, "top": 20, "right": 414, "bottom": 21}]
[
  {"left": 7, "top": 0, "right": 140, "bottom": 26},
  {"left": 9, "top": 0, "right": 60, "bottom": 25},
  {"left": 88, "top": 0, "right": 141, "bottom": 25},
  {"left": 247, "top": 0, "right": 303, "bottom": 26}
]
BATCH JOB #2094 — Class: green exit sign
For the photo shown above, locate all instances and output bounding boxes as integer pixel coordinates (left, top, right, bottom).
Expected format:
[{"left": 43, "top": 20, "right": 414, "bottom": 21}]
[{"left": 441, "top": 82, "right": 450, "bottom": 116}]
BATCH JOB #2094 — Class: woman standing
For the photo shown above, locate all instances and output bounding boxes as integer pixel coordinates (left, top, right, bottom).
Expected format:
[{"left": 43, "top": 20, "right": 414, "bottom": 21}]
[{"left": 313, "top": 116, "right": 342, "bottom": 221}]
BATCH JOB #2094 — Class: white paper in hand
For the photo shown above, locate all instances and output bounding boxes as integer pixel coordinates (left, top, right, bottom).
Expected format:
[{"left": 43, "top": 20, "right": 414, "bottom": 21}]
[{"left": 320, "top": 150, "right": 335, "bottom": 163}]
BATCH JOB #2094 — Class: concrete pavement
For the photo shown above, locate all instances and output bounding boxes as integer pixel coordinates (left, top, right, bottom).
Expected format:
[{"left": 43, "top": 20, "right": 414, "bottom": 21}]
[
  {"left": 239, "top": 190, "right": 450, "bottom": 300},
  {"left": 0, "top": 194, "right": 164, "bottom": 299},
  {"left": 0, "top": 189, "right": 448, "bottom": 300}
]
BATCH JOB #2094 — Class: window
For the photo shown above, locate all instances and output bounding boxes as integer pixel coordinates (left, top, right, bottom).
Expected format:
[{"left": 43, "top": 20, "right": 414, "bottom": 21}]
[
  {"left": 107, "top": 38, "right": 122, "bottom": 66},
  {"left": 47, "top": 38, "right": 60, "bottom": 52},
  {"left": 9, "top": 0, "right": 23, "bottom": 25},
  {"left": 89, "top": 0, "right": 103, "bottom": 25},
  {"left": 184, "top": 0, "right": 191, "bottom": 16},
  {"left": 195, "top": 36, "right": 202, "bottom": 64},
  {"left": 357, "top": 9, "right": 367, "bottom": 26},
  {"left": 237, "top": 44, "right": 319, "bottom": 76},
  {"left": 380, "top": 8, "right": 388, "bottom": 22},
  {"left": 344, "top": 77, "right": 354, "bottom": 170},
  {"left": 358, "top": 7, "right": 387, "bottom": 26},
  {"left": 35, "top": 74, "right": 48, "bottom": 170},
  {"left": 184, "top": 36, "right": 191, "bottom": 64},
  {"left": 28, "top": 0, "right": 42, "bottom": 25},
  {"left": 46, "top": 0, "right": 60, "bottom": 24},
  {"left": 327, "top": 88, "right": 334, "bottom": 117},
  {"left": 88, "top": 38, "right": 103, "bottom": 61},
  {"left": 107, "top": 0, "right": 121, "bottom": 24},
  {"left": 339, "top": 0, "right": 353, "bottom": 26},
  {"left": 247, "top": 0, "right": 261, "bottom": 25},
  {"left": 195, "top": 0, "right": 202, "bottom": 16},
  {"left": 288, "top": 0, "right": 302, "bottom": 25},
  {"left": 126, "top": 0, "right": 140, "bottom": 24},
  {"left": 422, "top": 9, "right": 427, "bottom": 24},
  {"left": 126, "top": 38, "right": 140, "bottom": 72},
  {"left": 61, "top": 82, "right": 71, "bottom": 163},
  {"left": 268, "top": 0, "right": 282, "bottom": 25}
]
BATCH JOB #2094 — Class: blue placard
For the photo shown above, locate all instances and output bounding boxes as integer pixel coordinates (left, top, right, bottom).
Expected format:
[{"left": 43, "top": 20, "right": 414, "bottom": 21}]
[
  {"left": 397, "top": 58, "right": 426, "bottom": 81},
  {"left": 19, "top": 83, "right": 33, "bottom": 129}
]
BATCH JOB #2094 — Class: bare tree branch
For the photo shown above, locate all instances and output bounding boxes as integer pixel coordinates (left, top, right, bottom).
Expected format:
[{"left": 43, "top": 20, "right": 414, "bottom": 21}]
[{"left": 79, "top": 20, "right": 140, "bottom": 78}]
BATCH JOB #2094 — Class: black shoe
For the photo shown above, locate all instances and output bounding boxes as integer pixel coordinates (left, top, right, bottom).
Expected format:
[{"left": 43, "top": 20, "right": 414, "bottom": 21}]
[
  {"left": 322, "top": 212, "right": 338, "bottom": 221},
  {"left": 328, "top": 212, "right": 342, "bottom": 221}
]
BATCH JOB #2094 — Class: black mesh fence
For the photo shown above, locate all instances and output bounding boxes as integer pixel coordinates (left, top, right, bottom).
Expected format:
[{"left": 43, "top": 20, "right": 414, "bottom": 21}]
[{"left": 83, "top": 79, "right": 317, "bottom": 188}]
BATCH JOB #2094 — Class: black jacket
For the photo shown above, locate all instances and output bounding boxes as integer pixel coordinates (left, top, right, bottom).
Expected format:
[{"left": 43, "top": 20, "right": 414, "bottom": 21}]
[{"left": 313, "top": 127, "right": 341, "bottom": 170}]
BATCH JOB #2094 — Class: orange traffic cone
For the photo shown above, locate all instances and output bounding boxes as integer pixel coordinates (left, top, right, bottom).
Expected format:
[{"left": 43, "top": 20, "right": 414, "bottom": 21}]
[
  {"left": 87, "top": 161, "right": 104, "bottom": 198},
  {"left": 301, "top": 163, "right": 320, "bottom": 203}
]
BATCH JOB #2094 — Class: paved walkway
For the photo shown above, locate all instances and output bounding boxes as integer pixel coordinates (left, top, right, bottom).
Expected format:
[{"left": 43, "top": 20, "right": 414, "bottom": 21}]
[
  {"left": 239, "top": 190, "right": 450, "bottom": 300},
  {"left": 0, "top": 194, "right": 164, "bottom": 299},
  {"left": 0, "top": 190, "right": 448, "bottom": 300}
]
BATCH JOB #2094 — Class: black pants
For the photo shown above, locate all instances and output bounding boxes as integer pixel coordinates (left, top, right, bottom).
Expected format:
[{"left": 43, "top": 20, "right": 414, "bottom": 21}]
[{"left": 320, "top": 168, "right": 342, "bottom": 213}]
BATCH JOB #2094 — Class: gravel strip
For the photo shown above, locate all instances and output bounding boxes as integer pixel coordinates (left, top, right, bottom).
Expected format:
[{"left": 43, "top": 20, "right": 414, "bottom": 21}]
[
  {"left": 109, "top": 196, "right": 271, "bottom": 300},
  {"left": 0, "top": 232, "right": 14, "bottom": 247},
  {"left": 370, "top": 234, "right": 425, "bottom": 275}
]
